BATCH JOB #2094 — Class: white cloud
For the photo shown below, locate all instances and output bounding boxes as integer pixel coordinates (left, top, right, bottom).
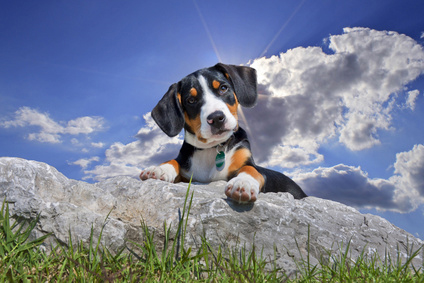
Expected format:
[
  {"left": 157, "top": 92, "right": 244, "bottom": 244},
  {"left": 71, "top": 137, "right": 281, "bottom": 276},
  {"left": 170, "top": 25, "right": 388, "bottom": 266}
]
[
  {"left": 405, "top": 89, "right": 420, "bottom": 110},
  {"left": 91, "top": 142, "right": 105, "bottom": 148},
  {"left": 295, "top": 164, "right": 400, "bottom": 210},
  {"left": 392, "top": 144, "right": 424, "bottom": 197},
  {"left": 65, "top": 116, "right": 105, "bottom": 135},
  {"left": 0, "top": 107, "right": 105, "bottom": 143},
  {"left": 1, "top": 107, "right": 65, "bottom": 143},
  {"left": 84, "top": 112, "right": 183, "bottom": 181},
  {"left": 294, "top": 144, "right": 424, "bottom": 212},
  {"left": 69, "top": 156, "right": 100, "bottom": 169},
  {"left": 264, "top": 143, "right": 323, "bottom": 168},
  {"left": 246, "top": 27, "right": 424, "bottom": 167}
]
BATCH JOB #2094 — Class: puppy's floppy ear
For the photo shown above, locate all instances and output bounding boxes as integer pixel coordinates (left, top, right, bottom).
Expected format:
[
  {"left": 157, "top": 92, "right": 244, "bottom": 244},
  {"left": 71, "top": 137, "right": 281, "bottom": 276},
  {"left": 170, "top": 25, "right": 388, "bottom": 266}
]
[
  {"left": 215, "top": 63, "right": 258, "bottom": 108},
  {"left": 151, "top": 83, "right": 185, "bottom": 137}
]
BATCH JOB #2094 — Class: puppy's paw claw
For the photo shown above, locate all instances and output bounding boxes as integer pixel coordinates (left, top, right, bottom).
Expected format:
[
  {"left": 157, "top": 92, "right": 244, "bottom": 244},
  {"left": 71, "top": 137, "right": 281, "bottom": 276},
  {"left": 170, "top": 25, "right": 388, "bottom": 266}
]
[
  {"left": 140, "top": 164, "right": 177, "bottom": 183},
  {"left": 225, "top": 173, "right": 260, "bottom": 204}
]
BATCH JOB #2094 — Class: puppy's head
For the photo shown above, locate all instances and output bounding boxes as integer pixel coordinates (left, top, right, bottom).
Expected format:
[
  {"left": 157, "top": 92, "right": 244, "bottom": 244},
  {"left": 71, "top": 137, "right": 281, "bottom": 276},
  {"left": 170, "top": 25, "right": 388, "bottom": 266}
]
[{"left": 151, "top": 63, "right": 257, "bottom": 148}]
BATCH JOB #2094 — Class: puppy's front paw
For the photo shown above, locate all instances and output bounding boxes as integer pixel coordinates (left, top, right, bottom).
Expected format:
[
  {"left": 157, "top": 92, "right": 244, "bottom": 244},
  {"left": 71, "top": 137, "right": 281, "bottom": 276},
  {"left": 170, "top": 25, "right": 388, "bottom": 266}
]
[
  {"left": 140, "top": 164, "right": 177, "bottom": 183},
  {"left": 225, "top": 173, "right": 260, "bottom": 203}
]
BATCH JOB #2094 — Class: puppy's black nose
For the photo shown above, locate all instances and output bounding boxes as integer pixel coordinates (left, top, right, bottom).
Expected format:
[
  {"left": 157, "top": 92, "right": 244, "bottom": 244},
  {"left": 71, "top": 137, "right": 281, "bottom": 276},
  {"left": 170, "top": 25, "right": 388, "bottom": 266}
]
[{"left": 207, "top": 111, "right": 226, "bottom": 128}]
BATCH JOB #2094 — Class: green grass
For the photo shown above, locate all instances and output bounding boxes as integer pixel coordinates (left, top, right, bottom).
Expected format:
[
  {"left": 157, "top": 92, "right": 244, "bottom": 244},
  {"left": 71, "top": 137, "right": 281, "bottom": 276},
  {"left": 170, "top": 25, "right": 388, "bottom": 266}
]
[{"left": 1, "top": 183, "right": 423, "bottom": 282}]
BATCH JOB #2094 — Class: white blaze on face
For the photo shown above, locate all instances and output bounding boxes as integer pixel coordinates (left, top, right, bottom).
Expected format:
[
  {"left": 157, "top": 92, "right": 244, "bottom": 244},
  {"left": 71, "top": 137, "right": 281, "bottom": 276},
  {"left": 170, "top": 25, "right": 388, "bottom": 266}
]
[{"left": 197, "top": 75, "right": 237, "bottom": 142}]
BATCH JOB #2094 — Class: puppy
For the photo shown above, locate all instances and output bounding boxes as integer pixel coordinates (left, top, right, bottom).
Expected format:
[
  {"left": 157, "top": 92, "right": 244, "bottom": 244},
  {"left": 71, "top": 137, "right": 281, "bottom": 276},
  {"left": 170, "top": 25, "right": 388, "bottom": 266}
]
[{"left": 140, "top": 63, "right": 307, "bottom": 203}]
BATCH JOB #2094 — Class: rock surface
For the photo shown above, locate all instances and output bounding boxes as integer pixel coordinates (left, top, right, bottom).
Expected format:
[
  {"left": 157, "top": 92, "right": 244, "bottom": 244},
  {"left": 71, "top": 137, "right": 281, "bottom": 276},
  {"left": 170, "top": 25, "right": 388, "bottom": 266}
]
[{"left": 0, "top": 157, "right": 422, "bottom": 274}]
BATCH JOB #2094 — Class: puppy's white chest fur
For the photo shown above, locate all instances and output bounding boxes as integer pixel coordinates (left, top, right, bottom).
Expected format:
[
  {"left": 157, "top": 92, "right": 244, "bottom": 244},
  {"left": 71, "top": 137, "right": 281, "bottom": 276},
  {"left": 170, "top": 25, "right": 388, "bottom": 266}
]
[{"left": 181, "top": 147, "right": 236, "bottom": 183}]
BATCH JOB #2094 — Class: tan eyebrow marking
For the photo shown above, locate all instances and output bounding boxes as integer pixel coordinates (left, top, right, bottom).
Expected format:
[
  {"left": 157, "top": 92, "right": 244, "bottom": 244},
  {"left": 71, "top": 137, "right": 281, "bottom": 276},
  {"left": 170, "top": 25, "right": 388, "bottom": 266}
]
[{"left": 190, "top": 87, "right": 198, "bottom": 97}]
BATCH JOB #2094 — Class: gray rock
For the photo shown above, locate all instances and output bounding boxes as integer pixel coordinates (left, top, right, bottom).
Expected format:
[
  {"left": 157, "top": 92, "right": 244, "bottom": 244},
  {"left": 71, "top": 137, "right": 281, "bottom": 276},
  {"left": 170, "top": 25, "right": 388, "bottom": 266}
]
[{"left": 0, "top": 157, "right": 422, "bottom": 275}]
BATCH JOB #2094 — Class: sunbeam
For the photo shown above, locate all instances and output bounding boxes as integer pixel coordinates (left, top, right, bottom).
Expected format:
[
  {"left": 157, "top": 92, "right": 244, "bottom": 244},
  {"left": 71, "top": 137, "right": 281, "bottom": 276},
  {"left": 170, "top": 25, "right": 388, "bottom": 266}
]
[
  {"left": 193, "top": 0, "right": 222, "bottom": 62},
  {"left": 259, "top": 0, "right": 307, "bottom": 58}
]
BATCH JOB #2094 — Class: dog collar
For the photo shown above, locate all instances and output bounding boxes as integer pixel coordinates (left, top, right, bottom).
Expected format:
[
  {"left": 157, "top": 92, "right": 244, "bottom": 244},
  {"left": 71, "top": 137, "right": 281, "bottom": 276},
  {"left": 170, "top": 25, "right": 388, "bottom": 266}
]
[{"left": 190, "top": 134, "right": 234, "bottom": 151}]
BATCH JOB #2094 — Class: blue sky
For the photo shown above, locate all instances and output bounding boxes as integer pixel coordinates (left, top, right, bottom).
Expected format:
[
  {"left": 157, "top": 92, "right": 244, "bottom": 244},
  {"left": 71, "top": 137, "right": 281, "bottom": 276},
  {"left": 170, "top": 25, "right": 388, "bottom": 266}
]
[{"left": 1, "top": 1, "right": 424, "bottom": 239}]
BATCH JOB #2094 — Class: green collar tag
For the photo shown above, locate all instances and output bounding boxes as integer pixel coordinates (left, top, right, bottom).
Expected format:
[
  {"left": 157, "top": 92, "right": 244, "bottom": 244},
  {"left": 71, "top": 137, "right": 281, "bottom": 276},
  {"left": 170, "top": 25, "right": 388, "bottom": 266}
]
[{"left": 215, "top": 151, "right": 225, "bottom": 171}]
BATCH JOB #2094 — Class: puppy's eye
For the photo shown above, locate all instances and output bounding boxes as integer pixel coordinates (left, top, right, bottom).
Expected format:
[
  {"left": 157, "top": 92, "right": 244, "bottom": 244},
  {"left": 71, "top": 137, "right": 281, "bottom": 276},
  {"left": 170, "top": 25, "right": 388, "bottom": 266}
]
[
  {"left": 187, "top": 97, "right": 196, "bottom": 104},
  {"left": 218, "top": 85, "right": 228, "bottom": 95}
]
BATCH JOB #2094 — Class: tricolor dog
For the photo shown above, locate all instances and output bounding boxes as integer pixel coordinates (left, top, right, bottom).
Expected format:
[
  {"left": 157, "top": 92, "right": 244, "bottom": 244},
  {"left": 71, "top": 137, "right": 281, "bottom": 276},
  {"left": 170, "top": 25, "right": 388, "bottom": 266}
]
[{"left": 140, "top": 63, "right": 307, "bottom": 203}]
